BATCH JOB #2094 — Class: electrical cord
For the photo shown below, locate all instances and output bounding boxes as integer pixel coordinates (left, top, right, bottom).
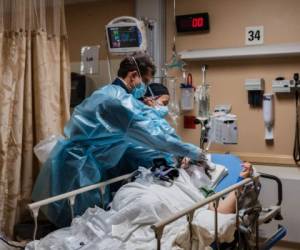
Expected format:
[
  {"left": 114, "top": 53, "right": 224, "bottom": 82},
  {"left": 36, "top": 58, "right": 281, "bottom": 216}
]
[{"left": 293, "top": 73, "right": 300, "bottom": 164}]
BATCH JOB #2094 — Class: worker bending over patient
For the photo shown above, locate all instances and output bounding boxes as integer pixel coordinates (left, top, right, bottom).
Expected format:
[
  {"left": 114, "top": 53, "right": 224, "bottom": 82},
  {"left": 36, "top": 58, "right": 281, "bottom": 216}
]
[
  {"left": 32, "top": 53, "right": 204, "bottom": 227},
  {"left": 143, "top": 82, "right": 170, "bottom": 107}
]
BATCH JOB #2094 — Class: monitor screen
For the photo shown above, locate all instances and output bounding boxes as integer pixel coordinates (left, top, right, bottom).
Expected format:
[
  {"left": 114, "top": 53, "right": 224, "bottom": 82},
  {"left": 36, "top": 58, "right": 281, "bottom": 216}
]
[{"left": 107, "top": 26, "right": 140, "bottom": 49}]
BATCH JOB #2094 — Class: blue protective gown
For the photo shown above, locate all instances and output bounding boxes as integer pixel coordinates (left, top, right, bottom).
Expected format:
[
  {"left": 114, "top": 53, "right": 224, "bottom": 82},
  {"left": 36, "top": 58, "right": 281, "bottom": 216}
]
[{"left": 32, "top": 78, "right": 203, "bottom": 227}]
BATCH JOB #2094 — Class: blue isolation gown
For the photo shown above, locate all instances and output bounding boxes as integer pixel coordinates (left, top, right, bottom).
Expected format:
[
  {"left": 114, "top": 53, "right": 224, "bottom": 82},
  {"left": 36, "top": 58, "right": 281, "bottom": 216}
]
[{"left": 32, "top": 78, "right": 203, "bottom": 227}]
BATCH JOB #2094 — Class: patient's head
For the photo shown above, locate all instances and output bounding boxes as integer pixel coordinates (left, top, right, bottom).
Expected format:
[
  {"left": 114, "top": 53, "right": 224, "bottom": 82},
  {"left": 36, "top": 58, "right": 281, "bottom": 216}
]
[{"left": 144, "top": 83, "right": 170, "bottom": 106}]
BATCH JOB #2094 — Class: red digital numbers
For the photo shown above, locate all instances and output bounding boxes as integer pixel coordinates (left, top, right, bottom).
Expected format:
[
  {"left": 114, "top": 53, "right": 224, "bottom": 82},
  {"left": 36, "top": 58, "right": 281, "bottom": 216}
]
[
  {"left": 192, "top": 17, "right": 204, "bottom": 28},
  {"left": 176, "top": 13, "right": 209, "bottom": 32}
]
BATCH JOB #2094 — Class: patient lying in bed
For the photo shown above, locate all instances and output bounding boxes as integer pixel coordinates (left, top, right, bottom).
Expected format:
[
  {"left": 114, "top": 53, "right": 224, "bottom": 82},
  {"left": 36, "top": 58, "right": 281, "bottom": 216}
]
[
  {"left": 181, "top": 158, "right": 253, "bottom": 214},
  {"left": 26, "top": 163, "right": 253, "bottom": 250}
]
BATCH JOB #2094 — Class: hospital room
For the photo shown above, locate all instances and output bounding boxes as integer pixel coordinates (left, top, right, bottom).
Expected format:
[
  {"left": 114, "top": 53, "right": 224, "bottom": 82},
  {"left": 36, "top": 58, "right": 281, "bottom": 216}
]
[{"left": 1, "top": 0, "right": 300, "bottom": 249}]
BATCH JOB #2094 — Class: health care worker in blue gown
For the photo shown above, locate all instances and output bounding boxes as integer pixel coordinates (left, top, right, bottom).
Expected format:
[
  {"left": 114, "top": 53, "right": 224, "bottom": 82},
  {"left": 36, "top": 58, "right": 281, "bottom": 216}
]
[{"left": 32, "top": 53, "right": 205, "bottom": 227}]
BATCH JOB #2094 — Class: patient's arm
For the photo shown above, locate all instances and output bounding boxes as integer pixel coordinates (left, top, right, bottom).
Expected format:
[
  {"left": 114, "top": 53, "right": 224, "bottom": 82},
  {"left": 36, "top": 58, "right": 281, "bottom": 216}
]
[
  {"left": 213, "top": 192, "right": 236, "bottom": 213},
  {"left": 209, "top": 162, "right": 253, "bottom": 214},
  {"left": 181, "top": 158, "right": 253, "bottom": 214}
]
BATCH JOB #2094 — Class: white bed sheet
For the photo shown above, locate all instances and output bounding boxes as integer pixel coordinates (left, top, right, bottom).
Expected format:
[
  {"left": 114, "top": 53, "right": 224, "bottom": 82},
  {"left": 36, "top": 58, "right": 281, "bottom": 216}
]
[{"left": 26, "top": 168, "right": 236, "bottom": 250}]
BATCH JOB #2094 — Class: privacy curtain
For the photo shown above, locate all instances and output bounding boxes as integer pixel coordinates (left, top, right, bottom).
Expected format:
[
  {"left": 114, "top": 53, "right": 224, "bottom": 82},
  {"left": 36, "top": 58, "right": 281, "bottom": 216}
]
[{"left": 0, "top": 0, "right": 70, "bottom": 237}]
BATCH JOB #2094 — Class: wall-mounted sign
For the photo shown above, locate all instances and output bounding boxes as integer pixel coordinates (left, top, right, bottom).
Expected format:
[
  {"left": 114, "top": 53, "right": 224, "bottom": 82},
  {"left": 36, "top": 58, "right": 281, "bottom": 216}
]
[
  {"left": 245, "top": 26, "right": 264, "bottom": 45},
  {"left": 176, "top": 13, "right": 209, "bottom": 33},
  {"left": 80, "top": 45, "right": 100, "bottom": 74}
]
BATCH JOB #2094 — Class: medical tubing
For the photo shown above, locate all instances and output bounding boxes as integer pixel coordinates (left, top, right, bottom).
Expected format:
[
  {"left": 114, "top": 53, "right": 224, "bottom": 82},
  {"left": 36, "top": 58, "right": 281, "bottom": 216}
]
[
  {"left": 293, "top": 73, "right": 300, "bottom": 164},
  {"left": 104, "top": 25, "right": 113, "bottom": 82},
  {"left": 107, "top": 54, "right": 112, "bottom": 83},
  {"left": 172, "top": 0, "right": 176, "bottom": 49},
  {"left": 148, "top": 86, "right": 155, "bottom": 97}
]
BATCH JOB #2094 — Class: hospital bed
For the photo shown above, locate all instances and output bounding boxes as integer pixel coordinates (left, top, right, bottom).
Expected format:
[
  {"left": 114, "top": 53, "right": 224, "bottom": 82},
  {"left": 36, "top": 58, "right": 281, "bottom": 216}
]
[{"left": 27, "top": 154, "right": 286, "bottom": 249}]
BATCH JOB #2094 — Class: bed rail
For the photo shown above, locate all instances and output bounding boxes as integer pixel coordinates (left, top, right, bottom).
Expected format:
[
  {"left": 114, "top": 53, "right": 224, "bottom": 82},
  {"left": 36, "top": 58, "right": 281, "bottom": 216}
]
[
  {"left": 28, "top": 172, "right": 259, "bottom": 249},
  {"left": 151, "top": 175, "right": 260, "bottom": 250},
  {"left": 28, "top": 171, "right": 137, "bottom": 240}
]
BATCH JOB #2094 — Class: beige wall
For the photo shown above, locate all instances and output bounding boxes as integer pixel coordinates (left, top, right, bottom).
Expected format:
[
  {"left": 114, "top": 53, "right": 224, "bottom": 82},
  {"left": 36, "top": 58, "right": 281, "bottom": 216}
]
[
  {"left": 166, "top": 0, "right": 300, "bottom": 165},
  {"left": 65, "top": 0, "right": 135, "bottom": 61},
  {"left": 65, "top": 0, "right": 135, "bottom": 91}
]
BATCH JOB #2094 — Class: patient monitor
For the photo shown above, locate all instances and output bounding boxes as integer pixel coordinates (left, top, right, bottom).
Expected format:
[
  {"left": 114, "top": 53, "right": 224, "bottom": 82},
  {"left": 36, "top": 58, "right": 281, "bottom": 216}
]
[{"left": 106, "top": 16, "right": 147, "bottom": 54}]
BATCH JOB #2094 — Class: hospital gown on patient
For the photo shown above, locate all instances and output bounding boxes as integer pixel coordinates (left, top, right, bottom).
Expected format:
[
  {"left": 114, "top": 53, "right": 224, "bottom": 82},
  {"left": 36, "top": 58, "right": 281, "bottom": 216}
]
[{"left": 32, "top": 80, "right": 203, "bottom": 227}]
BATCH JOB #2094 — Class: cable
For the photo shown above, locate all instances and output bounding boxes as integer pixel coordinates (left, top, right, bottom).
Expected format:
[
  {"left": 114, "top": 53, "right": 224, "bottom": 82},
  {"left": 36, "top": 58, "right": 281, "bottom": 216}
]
[
  {"left": 172, "top": 0, "right": 176, "bottom": 53},
  {"left": 0, "top": 236, "right": 25, "bottom": 249},
  {"left": 103, "top": 25, "right": 113, "bottom": 83},
  {"left": 106, "top": 54, "right": 112, "bottom": 83},
  {"left": 293, "top": 73, "right": 300, "bottom": 164}
]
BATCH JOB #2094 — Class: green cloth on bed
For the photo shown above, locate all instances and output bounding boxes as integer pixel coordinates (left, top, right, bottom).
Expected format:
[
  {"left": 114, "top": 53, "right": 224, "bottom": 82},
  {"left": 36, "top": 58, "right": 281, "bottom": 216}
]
[{"left": 200, "top": 187, "right": 215, "bottom": 198}]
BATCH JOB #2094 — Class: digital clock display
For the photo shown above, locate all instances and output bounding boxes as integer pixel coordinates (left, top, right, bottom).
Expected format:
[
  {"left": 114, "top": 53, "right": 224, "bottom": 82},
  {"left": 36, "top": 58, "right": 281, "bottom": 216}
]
[{"left": 176, "top": 13, "right": 209, "bottom": 33}]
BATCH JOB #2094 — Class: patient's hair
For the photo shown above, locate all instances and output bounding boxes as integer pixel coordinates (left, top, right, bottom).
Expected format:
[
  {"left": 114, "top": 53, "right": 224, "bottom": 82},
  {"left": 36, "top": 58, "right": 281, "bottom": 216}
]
[
  {"left": 145, "top": 83, "right": 169, "bottom": 97},
  {"left": 117, "top": 53, "right": 156, "bottom": 78}
]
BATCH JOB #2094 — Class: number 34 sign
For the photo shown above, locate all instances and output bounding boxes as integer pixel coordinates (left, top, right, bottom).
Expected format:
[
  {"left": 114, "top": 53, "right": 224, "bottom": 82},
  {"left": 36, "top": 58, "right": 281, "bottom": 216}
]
[{"left": 245, "top": 26, "right": 264, "bottom": 45}]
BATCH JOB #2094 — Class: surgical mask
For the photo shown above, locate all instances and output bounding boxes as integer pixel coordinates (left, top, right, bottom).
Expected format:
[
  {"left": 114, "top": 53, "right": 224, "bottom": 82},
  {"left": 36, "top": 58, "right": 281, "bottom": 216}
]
[
  {"left": 155, "top": 105, "right": 169, "bottom": 118},
  {"left": 130, "top": 56, "right": 148, "bottom": 99},
  {"left": 132, "top": 82, "right": 146, "bottom": 99}
]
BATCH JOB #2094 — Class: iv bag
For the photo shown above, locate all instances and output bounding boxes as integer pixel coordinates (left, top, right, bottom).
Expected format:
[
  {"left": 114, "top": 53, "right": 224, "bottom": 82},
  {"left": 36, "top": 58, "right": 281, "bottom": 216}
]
[
  {"left": 181, "top": 88, "right": 194, "bottom": 111},
  {"left": 166, "top": 77, "right": 180, "bottom": 125},
  {"left": 196, "top": 84, "right": 210, "bottom": 119}
]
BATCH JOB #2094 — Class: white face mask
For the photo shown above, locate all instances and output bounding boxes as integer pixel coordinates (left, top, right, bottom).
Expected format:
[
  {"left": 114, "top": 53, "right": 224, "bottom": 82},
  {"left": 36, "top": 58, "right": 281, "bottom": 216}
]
[{"left": 155, "top": 105, "right": 169, "bottom": 118}]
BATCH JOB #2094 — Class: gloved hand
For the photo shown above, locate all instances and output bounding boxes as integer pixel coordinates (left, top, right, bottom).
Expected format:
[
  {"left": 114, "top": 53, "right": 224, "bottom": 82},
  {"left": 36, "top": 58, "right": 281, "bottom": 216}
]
[{"left": 180, "top": 157, "right": 190, "bottom": 169}]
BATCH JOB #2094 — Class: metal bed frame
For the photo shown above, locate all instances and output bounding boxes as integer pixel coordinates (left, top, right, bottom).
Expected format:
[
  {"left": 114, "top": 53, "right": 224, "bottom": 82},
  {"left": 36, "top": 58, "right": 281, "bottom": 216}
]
[
  {"left": 28, "top": 172, "right": 285, "bottom": 250},
  {"left": 151, "top": 177, "right": 257, "bottom": 250}
]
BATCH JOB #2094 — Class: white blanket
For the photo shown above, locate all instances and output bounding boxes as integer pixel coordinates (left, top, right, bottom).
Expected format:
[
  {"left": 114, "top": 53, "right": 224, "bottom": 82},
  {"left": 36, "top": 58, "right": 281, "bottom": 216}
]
[{"left": 26, "top": 169, "right": 236, "bottom": 250}]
